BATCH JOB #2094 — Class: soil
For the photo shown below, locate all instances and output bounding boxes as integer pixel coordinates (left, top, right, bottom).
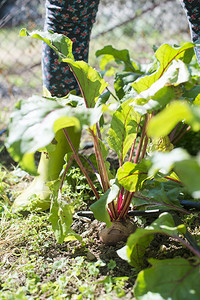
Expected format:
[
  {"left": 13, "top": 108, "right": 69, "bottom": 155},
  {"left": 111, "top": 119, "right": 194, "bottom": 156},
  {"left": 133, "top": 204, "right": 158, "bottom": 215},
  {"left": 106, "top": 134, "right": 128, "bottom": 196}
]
[
  {"left": 0, "top": 210, "right": 196, "bottom": 299},
  {"left": 0, "top": 212, "right": 194, "bottom": 297}
]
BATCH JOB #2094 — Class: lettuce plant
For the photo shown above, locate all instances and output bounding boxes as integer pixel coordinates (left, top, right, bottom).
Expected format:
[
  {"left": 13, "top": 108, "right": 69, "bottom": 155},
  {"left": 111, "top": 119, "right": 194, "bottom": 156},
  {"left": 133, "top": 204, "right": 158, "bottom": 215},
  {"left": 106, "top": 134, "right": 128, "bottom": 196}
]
[{"left": 6, "top": 29, "right": 198, "bottom": 245}]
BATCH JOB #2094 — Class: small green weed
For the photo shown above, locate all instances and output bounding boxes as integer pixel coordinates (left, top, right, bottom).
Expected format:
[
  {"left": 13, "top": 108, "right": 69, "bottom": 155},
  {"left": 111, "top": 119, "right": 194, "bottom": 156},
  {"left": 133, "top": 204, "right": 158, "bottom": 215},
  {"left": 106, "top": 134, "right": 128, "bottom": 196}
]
[
  {"left": 63, "top": 166, "right": 102, "bottom": 210},
  {"left": 0, "top": 247, "right": 129, "bottom": 299}
]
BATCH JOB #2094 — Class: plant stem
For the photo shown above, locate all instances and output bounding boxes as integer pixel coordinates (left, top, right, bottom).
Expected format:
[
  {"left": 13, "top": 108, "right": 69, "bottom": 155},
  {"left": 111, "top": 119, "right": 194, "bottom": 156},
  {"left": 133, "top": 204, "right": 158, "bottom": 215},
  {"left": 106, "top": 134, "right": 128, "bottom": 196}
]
[
  {"left": 59, "top": 154, "right": 74, "bottom": 193},
  {"left": 134, "top": 115, "right": 148, "bottom": 164},
  {"left": 109, "top": 202, "right": 117, "bottom": 220},
  {"left": 172, "top": 213, "right": 200, "bottom": 254},
  {"left": 129, "top": 119, "right": 141, "bottom": 162},
  {"left": 89, "top": 128, "right": 117, "bottom": 218},
  {"left": 173, "top": 125, "right": 191, "bottom": 145},
  {"left": 123, "top": 192, "right": 135, "bottom": 218},
  {"left": 62, "top": 128, "right": 100, "bottom": 200},
  {"left": 118, "top": 191, "right": 134, "bottom": 219},
  {"left": 117, "top": 187, "right": 124, "bottom": 213},
  {"left": 120, "top": 189, "right": 129, "bottom": 211},
  {"left": 169, "top": 122, "right": 190, "bottom": 144},
  {"left": 173, "top": 235, "right": 200, "bottom": 258},
  {"left": 81, "top": 155, "right": 103, "bottom": 187},
  {"left": 89, "top": 129, "right": 110, "bottom": 192},
  {"left": 133, "top": 193, "right": 199, "bottom": 217},
  {"left": 106, "top": 87, "right": 118, "bottom": 102},
  {"left": 169, "top": 122, "right": 182, "bottom": 142},
  {"left": 139, "top": 114, "right": 150, "bottom": 162},
  {"left": 140, "top": 135, "right": 149, "bottom": 161},
  {"left": 164, "top": 176, "right": 181, "bottom": 184},
  {"left": 66, "top": 64, "right": 88, "bottom": 108},
  {"left": 117, "top": 116, "right": 149, "bottom": 220},
  {"left": 96, "top": 123, "right": 102, "bottom": 140},
  {"left": 66, "top": 63, "right": 116, "bottom": 218}
]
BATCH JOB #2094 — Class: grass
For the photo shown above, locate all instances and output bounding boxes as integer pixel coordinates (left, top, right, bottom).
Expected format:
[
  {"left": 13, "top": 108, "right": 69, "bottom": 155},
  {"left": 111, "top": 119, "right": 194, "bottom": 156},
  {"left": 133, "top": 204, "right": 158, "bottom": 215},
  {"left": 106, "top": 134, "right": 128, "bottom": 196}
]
[
  {"left": 0, "top": 159, "right": 199, "bottom": 299},
  {"left": 0, "top": 164, "right": 135, "bottom": 299}
]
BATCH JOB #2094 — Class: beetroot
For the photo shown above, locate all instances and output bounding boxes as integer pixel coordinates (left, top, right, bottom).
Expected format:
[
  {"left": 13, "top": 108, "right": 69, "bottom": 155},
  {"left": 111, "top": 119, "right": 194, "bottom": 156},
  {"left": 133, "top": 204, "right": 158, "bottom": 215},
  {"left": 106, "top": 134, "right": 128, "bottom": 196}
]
[{"left": 99, "top": 219, "right": 137, "bottom": 245}]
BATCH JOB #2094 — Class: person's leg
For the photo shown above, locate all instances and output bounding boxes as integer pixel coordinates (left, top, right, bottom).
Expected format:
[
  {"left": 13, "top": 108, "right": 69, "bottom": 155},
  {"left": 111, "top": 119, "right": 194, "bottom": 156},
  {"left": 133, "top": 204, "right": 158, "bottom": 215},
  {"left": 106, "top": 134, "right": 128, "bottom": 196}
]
[
  {"left": 180, "top": 0, "right": 200, "bottom": 63},
  {"left": 13, "top": 0, "right": 100, "bottom": 212},
  {"left": 43, "top": 0, "right": 100, "bottom": 97}
]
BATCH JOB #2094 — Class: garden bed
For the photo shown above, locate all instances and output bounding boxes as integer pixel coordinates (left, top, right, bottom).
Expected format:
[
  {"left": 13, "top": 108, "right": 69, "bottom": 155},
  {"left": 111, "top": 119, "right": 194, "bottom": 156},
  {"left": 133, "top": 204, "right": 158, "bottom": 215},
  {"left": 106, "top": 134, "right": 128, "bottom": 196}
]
[{"left": 0, "top": 134, "right": 199, "bottom": 299}]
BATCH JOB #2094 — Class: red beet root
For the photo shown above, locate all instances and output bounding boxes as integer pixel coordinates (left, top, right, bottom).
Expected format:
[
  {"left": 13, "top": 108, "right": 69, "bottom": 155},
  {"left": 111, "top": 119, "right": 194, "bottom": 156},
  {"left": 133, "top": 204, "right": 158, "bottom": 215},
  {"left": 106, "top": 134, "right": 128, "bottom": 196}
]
[{"left": 99, "top": 219, "right": 137, "bottom": 245}]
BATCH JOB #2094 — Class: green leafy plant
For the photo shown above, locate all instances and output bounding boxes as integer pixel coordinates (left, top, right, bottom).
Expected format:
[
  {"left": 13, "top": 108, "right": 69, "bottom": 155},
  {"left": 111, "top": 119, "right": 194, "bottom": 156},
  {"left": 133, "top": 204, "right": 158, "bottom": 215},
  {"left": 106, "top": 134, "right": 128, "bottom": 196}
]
[
  {"left": 134, "top": 257, "right": 200, "bottom": 300},
  {"left": 4, "top": 28, "right": 200, "bottom": 300},
  {"left": 6, "top": 29, "right": 200, "bottom": 246},
  {"left": 115, "top": 53, "right": 200, "bottom": 299}
]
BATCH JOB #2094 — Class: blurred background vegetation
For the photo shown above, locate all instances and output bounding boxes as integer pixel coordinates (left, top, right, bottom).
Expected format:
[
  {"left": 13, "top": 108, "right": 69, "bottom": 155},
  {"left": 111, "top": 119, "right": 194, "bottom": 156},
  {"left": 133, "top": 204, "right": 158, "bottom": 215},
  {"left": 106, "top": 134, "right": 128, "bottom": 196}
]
[{"left": 0, "top": 0, "right": 192, "bottom": 128}]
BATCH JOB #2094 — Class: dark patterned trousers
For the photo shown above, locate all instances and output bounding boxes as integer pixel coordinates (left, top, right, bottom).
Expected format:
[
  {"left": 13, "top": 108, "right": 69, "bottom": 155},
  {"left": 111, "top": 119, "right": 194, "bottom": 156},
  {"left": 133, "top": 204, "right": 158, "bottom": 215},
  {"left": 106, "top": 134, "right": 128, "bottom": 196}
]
[
  {"left": 42, "top": 0, "right": 100, "bottom": 96},
  {"left": 180, "top": 0, "right": 200, "bottom": 63},
  {"left": 42, "top": 0, "right": 200, "bottom": 97}
]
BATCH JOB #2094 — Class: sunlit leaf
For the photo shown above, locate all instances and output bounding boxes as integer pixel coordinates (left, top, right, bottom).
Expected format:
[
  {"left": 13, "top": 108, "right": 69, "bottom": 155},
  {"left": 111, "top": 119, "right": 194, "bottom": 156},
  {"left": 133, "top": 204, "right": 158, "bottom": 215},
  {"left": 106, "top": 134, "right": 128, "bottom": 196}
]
[
  {"left": 96, "top": 45, "right": 140, "bottom": 72},
  {"left": 107, "top": 100, "right": 140, "bottom": 163},
  {"left": 149, "top": 149, "right": 200, "bottom": 198},
  {"left": 132, "top": 43, "right": 194, "bottom": 93},
  {"left": 114, "top": 72, "right": 141, "bottom": 100},
  {"left": 62, "top": 58, "right": 108, "bottom": 108},
  {"left": 20, "top": 29, "right": 108, "bottom": 108},
  {"left": 194, "top": 92, "right": 200, "bottom": 105},
  {"left": 131, "top": 60, "right": 190, "bottom": 115},
  {"left": 6, "top": 96, "right": 102, "bottom": 174},
  {"left": 19, "top": 28, "right": 74, "bottom": 61},
  {"left": 149, "top": 148, "right": 190, "bottom": 176},
  {"left": 147, "top": 101, "right": 200, "bottom": 138},
  {"left": 117, "top": 161, "right": 149, "bottom": 192},
  {"left": 90, "top": 183, "right": 120, "bottom": 227}
]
